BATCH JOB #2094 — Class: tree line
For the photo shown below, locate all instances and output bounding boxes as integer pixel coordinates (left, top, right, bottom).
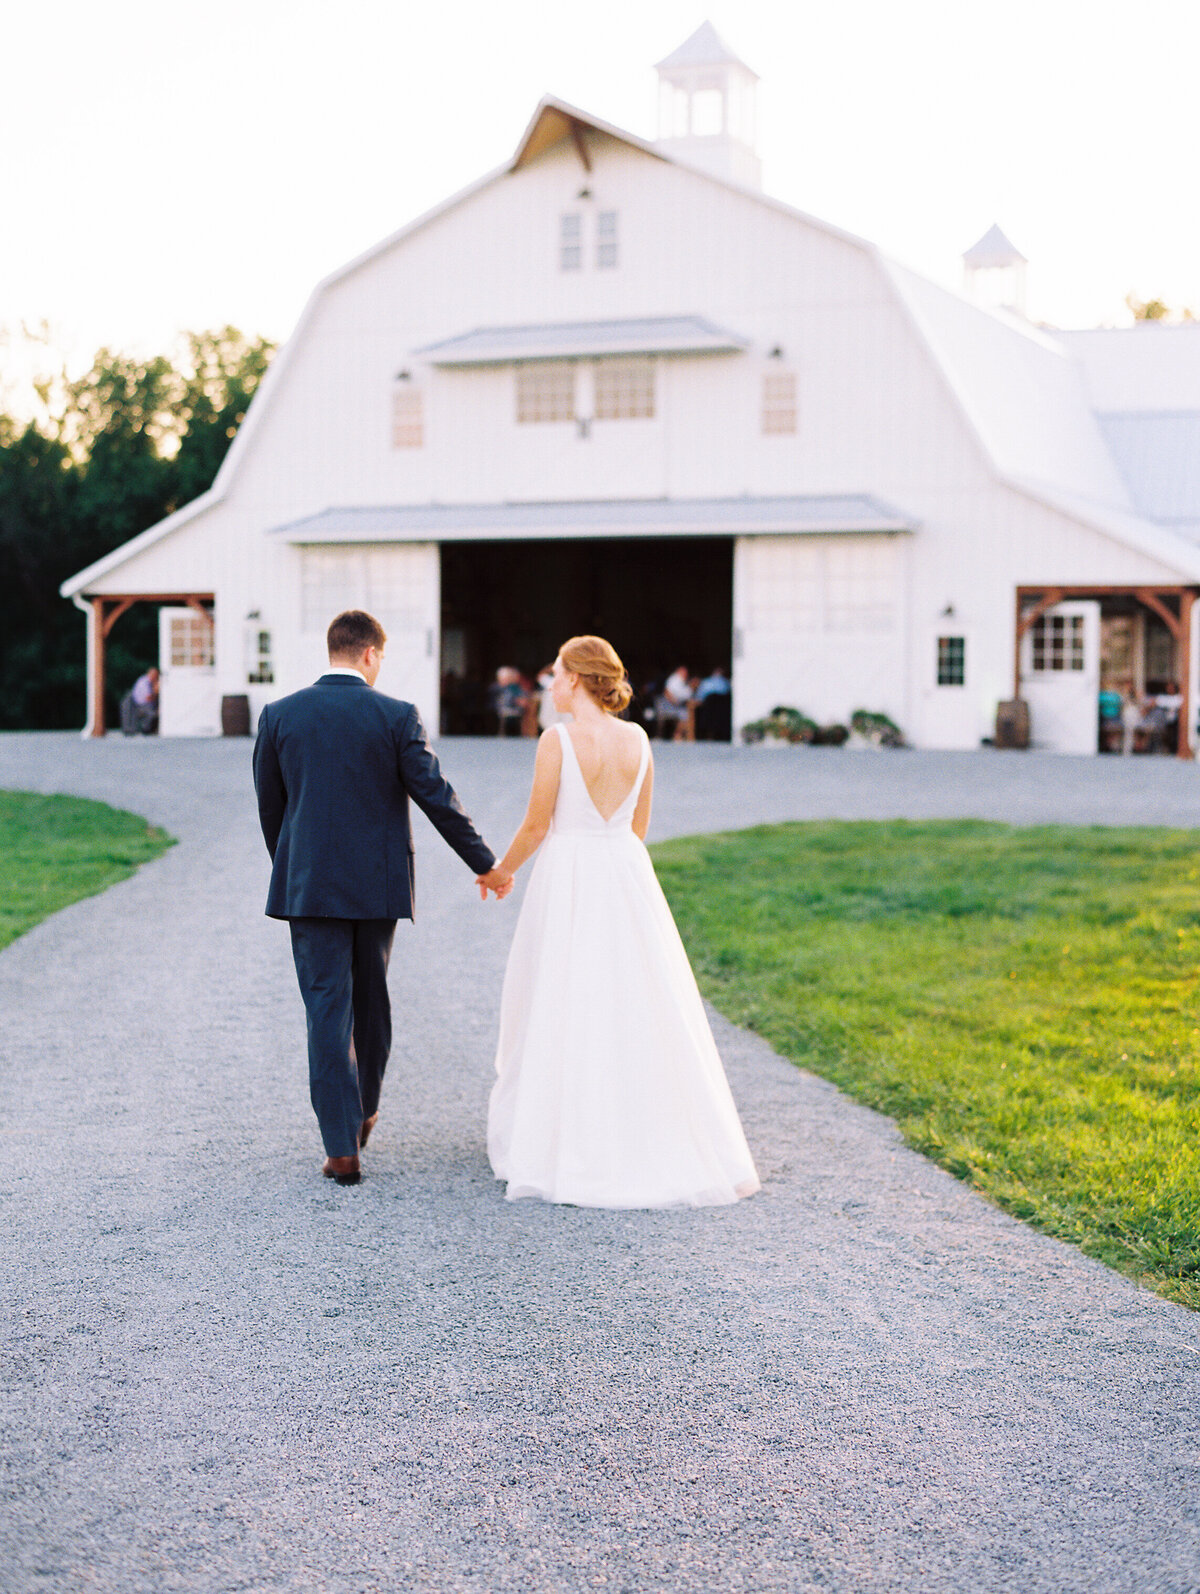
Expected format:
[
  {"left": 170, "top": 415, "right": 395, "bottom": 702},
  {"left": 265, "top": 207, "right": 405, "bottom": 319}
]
[{"left": 0, "top": 328, "right": 273, "bottom": 729}]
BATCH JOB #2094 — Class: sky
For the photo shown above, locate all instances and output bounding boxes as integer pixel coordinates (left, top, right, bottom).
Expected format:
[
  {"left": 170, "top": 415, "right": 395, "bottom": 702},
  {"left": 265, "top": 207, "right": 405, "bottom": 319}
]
[{"left": 3, "top": 0, "right": 1198, "bottom": 404}]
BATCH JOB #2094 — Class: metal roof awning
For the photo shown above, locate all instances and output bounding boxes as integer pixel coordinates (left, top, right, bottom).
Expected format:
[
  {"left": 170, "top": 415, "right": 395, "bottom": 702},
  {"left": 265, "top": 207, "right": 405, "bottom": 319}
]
[
  {"left": 270, "top": 495, "right": 918, "bottom": 545},
  {"left": 413, "top": 316, "right": 749, "bottom": 366}
]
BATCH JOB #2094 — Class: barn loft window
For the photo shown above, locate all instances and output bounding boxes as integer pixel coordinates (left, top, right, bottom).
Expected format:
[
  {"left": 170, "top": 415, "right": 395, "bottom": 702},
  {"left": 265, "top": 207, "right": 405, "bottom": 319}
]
[
  {"left": 937, "top": 635, "right": 966, "bottom": 686},
  {"left": 594, "top": 357, "right": 655, "bottom": 420},
  {"left": 516, "top": 362, "right": 576, "bottom": 423},
  {"left": 391, "top": 385, "right": 424, "bottom": 448},
  {"left": 1030, "top": 613, "right": 1085, "bottom": 671},
  {"left": 762, "top": 372, "right": 797, "bottom": 434},
  {"left": 560, "top": 213, "right": 582, "bottom": 271},
  {"left": 596, "top": 211, "right": 618, "bottom": 268}
]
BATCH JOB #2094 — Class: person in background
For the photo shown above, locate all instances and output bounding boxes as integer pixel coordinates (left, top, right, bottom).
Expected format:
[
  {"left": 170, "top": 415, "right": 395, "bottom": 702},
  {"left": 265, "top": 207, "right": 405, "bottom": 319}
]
[
  {"left": 490, "top": 667, "right": 529, "bottom": 737},
  {"left": 130, "top": 667, "right": 159, "bottom": 734},
  {"left": 694, "top": 666, "right": 731, "bottom": 741},
  {"left": 656, "top": 664, "right": 693, "bottom": 741},
  {"left": 537, "top": 664, "right": 563, "bottom": 730},
  {"left": 1153, "top": 679, "right": 1183, "bottom": 753}
]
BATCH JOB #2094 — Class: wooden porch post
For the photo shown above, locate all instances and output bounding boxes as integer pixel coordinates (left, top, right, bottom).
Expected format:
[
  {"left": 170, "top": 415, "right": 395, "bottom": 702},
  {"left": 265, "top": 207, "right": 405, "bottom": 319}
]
[
  {"left": 1178, "top": 590, "right": 1195, "bottom": 760},
  {"left": 90, "top": 597, "right": 107, "bottom": 737}
]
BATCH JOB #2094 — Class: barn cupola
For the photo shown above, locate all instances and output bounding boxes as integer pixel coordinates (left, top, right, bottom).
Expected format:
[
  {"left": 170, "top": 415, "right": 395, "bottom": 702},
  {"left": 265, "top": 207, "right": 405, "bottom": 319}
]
[
  {"left": 654, "top": 22, "right": 762, "bottom": 191},
  {"left": 962, "top": 224, "right": 1029, "bottom": 316}
]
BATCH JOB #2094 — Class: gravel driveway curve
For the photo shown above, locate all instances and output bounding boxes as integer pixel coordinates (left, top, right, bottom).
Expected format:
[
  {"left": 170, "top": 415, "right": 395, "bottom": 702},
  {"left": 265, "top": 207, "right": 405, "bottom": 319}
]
[{"left": 1, "top": 734, "right": 1198, "bottom": 1594}]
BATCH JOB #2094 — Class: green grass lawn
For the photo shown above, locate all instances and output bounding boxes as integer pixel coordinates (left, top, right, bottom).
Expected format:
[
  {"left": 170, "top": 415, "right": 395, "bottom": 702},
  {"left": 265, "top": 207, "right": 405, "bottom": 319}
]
[
  {"left": 652, "top": 820, "right": 1200, "bottom": 1311},
  {"left": 0, "top": 790, "right": 174, "bottom": 952}
]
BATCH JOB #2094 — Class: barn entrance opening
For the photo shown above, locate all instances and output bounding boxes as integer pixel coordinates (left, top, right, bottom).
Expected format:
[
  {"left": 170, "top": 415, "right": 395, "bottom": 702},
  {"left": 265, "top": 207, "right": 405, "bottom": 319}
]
[{"left": 439, "top": 537, "right": 734, "bottom": 738}]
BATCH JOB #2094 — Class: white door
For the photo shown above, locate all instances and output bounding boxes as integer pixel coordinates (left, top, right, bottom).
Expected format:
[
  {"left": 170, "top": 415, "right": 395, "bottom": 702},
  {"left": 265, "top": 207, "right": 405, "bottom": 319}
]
[
  {"left": 158, "top": 606, "right": 220, "bottom": 736},
  {"left": 1020, "top": 600, "right": 1101, "bottom": 754},
  {"left": 920, "top": 629, "right": 979, "bottom": 749}
]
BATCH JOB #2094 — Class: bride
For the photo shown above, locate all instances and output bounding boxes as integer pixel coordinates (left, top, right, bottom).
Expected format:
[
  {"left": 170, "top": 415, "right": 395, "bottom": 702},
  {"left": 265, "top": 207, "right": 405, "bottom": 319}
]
[{"left": 482, "top": 635, "right": 760, "bottom": 1209}]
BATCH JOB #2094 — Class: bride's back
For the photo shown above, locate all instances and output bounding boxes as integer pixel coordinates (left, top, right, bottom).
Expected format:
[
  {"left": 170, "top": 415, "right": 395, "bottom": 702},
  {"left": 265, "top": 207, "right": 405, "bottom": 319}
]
[{"left": 563, "top": 717, "right": 645, "bottom": 821}]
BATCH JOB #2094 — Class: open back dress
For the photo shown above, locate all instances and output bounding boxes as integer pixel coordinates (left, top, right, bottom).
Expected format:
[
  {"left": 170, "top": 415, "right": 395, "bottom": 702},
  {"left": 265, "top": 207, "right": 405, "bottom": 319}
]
[{"left": 487, "top": 722, "right": 760, "bottom": 1208}]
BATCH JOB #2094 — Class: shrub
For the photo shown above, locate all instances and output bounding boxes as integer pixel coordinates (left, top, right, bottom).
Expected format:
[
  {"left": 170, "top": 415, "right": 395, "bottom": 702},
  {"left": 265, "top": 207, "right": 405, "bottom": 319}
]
[
  {"left": 741, "top": 706, "right": 817, "bottom": 744},
  {"left": 850, "top": 709, "right": 906, "bottom": 747}
]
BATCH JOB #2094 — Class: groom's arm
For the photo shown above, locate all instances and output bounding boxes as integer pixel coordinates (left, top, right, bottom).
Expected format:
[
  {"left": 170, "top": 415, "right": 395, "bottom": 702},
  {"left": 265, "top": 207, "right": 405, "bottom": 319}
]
[
  {"left": 252, "top": 705, "right": 287, "bottom": 859},
  {"left": 395, "top": 704, "right": 496, "bottom": 875}
]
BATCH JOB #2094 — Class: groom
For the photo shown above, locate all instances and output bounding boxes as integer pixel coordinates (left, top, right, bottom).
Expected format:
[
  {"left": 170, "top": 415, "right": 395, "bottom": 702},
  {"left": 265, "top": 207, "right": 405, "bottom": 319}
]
[{"left": 253, "top": 609, "right": 511, "bottom": 1185}]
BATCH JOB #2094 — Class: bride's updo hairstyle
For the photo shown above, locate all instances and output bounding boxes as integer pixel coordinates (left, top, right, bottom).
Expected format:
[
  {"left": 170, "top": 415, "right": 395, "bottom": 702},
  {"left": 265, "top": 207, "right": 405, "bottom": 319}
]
[{"left": 560, "top": 635, "right": 633, "bottom": 716}]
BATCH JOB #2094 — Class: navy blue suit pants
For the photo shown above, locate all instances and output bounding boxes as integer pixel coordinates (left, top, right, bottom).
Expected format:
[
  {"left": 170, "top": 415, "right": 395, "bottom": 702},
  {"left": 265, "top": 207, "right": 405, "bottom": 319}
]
[{"left": 288, "top": 918, "right": 397, "bottom": 1159}]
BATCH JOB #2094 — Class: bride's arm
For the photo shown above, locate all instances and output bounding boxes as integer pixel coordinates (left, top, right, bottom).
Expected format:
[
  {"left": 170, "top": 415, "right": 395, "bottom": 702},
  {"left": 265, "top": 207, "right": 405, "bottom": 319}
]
[
  {"left": 492, "top": 730, "right": 563, "bottom": 880},
  {"left": 632, "top": 749, "right": 654, "bottom": 840}
]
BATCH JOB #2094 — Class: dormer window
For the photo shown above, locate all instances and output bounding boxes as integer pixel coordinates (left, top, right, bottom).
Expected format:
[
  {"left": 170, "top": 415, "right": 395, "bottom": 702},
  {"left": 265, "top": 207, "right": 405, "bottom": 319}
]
[
  {"left": 560, "top": 214, "right": 582, "bottom": 271},
  {"left": 596, "top": 211, "right": 618, "bottom": 269}
]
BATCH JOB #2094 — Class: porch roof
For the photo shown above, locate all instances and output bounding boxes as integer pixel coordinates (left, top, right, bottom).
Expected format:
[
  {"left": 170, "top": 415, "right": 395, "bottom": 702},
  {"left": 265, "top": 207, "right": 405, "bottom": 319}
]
[
  {"left": 412, "top": 316, "right": 748, "bottom": 366},
  {"left": 269, "top": 495, "right": 918, "bottom": 544}
]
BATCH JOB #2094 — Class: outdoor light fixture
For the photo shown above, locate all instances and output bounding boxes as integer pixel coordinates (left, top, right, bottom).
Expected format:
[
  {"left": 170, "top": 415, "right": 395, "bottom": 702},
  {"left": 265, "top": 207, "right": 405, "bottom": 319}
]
[
  {"left": 941, "top": 603, "right": 956, "bottom": 617},
  {"left": 577, "top": 187, "right": 592, "bottom": 200},
  {"left": 768, "top": 345, "right": 784, "bottom": 358},
  {"left": 395, "top": 369, "right": 412, "bottom": 381}
]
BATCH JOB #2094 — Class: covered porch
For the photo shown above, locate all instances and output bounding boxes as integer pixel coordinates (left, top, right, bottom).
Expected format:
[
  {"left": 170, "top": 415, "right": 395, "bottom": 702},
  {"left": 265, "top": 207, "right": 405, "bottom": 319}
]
[
  {"left": 81, "top": 593, "right": 215, "bottom": 737},
  {"left": 1014, "top": 585, "right": 1198, "bottom": 758}
]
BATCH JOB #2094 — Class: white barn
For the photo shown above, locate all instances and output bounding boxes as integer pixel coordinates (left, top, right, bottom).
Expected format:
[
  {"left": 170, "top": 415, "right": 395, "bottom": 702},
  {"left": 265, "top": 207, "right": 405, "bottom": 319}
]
[{"left": 62, "top": 24, "right": 1200, "bottom": 754}]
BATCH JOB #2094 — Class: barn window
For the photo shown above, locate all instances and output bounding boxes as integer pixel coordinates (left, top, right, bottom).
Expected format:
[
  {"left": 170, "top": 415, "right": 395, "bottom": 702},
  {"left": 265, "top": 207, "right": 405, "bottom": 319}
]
[
  {"left": 937, "top": 635, "right": 966, "bottom": 685},
  {"left": 560, "top": 213, "right": 582, "bottom": 271},
  {"left": 596, "top": 211, "right": 618, "bottom": 268},
  {"left": 762, "top": 372, "right": 797, "bottom": 434},
  {"left": 248, "top": 629, "right": 274, "bottom": 684},
  {"left": 301, "top": 546, "right": 431, "bottom": 634},
  {"left": 825, "top": 540, "right": 897, "bottom": 632},
  {"left": 168, "top": 612, "right": 213, "bottom": 667},
  {"left": 594, "top": 357, "right": 655, "bottom": 420},
  {"left": 391, "top": 385, "right": 423, "bottom": 448},
  {"left": 1030, "top": 613, "right": 1085, "bottom": 671},
  {"left": 516, "top": 362, "right": 576, "bottom": 423}
]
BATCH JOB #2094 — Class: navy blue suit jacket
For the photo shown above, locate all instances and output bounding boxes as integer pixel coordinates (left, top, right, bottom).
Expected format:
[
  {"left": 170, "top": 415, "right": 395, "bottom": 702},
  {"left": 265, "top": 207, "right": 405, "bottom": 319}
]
[{"left": 252, "top": 674, "right": 496, "bottom": 921}]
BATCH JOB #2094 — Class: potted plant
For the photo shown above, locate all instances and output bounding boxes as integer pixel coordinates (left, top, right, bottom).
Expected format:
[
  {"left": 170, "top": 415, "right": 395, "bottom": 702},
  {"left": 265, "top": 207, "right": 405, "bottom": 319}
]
[
  {"left": 741, "top": 706, "right": 817, "bottom": 745},
  {"left": 849, "top": 709, "right": 906, "bottom": 748}
]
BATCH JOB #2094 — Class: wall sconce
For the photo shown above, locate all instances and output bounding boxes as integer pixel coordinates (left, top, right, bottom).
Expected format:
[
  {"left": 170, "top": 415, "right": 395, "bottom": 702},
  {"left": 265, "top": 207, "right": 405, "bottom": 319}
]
[
  {"left": 941, "top": 603, "right": 956, "bottom": 618},
  {"left": 768, "top": 345, "right": 784, "bottom": 359},
  {"left": 577, "top": 187, "right": 592, "bottom": 200},
  {"left": 395, "top": 369, "right": 412, "bottom": 382}
]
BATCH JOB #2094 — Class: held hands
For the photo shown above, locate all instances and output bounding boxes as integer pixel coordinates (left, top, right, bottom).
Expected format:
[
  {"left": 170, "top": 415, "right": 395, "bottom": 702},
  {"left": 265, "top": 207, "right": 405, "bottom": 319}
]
[{"left": 476, "top": 866, "right": 515, "bottom": 901}]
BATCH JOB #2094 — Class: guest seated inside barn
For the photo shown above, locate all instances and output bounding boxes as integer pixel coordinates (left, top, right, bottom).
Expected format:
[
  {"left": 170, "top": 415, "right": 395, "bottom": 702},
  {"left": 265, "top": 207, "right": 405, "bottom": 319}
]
[
  {"left": 694, "top": 667, "right": 732, "bottom": 740},
  {"left": 655, "top": 664, "right": 694, "bottom": 741}
]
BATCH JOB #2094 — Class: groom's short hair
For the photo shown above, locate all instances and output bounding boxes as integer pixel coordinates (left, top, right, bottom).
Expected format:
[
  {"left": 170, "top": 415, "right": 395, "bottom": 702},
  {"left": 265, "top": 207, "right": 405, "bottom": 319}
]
[{"left": 328, "top": 610, "right": 387, "bottom": 659}]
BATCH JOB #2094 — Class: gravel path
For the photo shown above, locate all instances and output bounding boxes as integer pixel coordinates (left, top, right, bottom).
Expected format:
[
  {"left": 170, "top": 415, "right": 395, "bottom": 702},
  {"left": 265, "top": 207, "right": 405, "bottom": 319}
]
[{"left": 1, "top": 734, "right": 1198, "bottom": 1594}]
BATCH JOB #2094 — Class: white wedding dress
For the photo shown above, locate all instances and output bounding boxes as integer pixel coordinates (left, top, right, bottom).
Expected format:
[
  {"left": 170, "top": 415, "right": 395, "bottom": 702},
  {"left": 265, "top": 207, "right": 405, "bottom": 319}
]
[{"left": 487, "top": 722, "right": 760, "bottom": 1208}]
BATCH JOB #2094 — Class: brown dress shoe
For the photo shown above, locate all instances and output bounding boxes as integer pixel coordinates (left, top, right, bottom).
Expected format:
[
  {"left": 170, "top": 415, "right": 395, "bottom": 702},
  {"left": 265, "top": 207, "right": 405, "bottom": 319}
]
[
  {"left": 322, "top": 1155, "right": 361, "bottom": 1185},
  {"left": 359, "top": 1113, "right": 379, "bottom": 1149}
]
